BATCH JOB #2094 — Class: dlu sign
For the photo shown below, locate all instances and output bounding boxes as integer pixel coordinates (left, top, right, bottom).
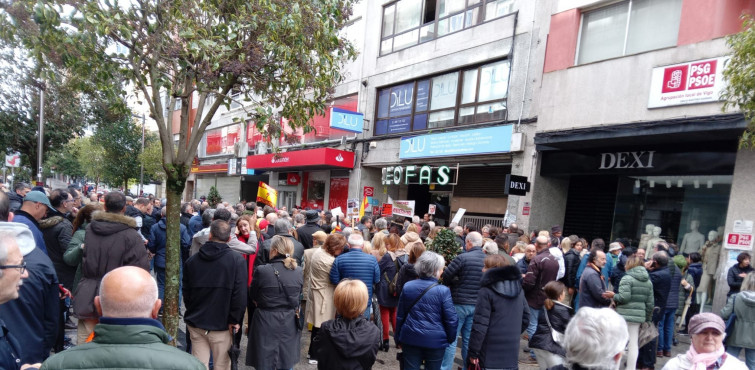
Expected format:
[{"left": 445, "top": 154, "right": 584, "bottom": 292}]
[
  {"left": 504, "top": 174, "right": 530, "bottom": 196},
  {"left": 599, "top": 151, "right": 656, "bottom": 170},
  {"left": 381, "top": 165, "right": 457, "bottom": 186}
]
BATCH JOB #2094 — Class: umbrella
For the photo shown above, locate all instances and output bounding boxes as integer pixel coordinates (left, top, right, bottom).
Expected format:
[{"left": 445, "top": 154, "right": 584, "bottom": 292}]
[
  {"left": 228, "top": 327, "right": 241, "bottom": 370},
  {"left": 678, "top": 285, "right": 695, "bottom": 330}
]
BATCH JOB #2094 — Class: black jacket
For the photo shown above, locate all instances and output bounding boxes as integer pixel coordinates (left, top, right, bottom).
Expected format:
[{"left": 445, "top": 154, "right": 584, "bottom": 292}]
[
  {"left": 468, "top": 265, "right": 529, "bottom": 369},
  {"left": 180, "top": 212, "right": 193, "bottom": 229},
  {"left": 7, "top": 192, "right": 23, "bottom": 213},
  {"left": 649, "top": 267, "right": 671, "bottom": 319},
  {"left": 0, "top": 319, "right": 22, "bottom": 370},
  {"left": 39, "top": 210, "right": 75, "bottom": 290},
  {"left": 396, "top": 263, "right": 418, "bottom": 299},
  {"left": 563, "top": 249, "right": 581, "bottom": 289},
  {"left": 0, "top": 247, "right": 59, "bottom": 363},
  {"left": 529, "top": 302, "right": 573, "bottom": 357},
  {"left": 376, "top": 253, "right": 407, "bottom": 307},
  {"left": 296, "top": 222, "right": 323, "bottom": 250},
  {"left": 254, "top": 233, "right": 304, "bottom": 267},
  {"left": 728, "top": 264, "right": 754, "bottom": 296},
  {"left": 610, "top": 254, "right": 628, "bottom": 293},
  {"left": 183, "top": 241, "right": 247, "bottom": 331},
  {"left": 442, "top": 247, "right": 486, "bottom": 306},
  {"left": 316, "top": 316, "right": 381, "bottom": 370}
]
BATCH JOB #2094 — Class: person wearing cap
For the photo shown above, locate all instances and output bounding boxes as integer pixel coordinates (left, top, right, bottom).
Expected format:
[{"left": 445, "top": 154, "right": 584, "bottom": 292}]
[
  {"left": 297, "top": 210, "right": 324, "bottom": 250},
  {"left": 662, "top": 313, "right": 747, "bottom": 370},
  {"left": 13, "top": 190, "right": 53, "bottom": 255}
]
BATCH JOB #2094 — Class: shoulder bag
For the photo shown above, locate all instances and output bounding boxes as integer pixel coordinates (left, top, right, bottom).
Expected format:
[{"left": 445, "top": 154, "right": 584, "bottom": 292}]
[
  {"left": 544, "top": 307, "right": 565, "bottom": 345},
  {"left": 272, "top": 263, "right": 303, "bottom": 331}
]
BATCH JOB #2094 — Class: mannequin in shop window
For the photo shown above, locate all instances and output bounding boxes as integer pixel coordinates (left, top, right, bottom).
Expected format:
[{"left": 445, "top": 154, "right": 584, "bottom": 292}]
[
  {"left": 646, "top": 226, "right": 665, "bottom": 251},
  {"left": 698, "top": 230, "right": 721, "bottom": 311},
  {"left": 639, "top": 224, "right": 655, "bottom": 252},
  {"left": 679, "top": 220, "right": 705, "bottom": 256}
]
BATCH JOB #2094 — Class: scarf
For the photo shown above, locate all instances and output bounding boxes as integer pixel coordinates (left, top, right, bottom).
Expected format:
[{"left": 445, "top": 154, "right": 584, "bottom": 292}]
[
  {"left": 685, "top": 344, "right": 725, "bottom": 370},
  {"left": 589, "top": 263, "right": 604, "bottom": 281}
]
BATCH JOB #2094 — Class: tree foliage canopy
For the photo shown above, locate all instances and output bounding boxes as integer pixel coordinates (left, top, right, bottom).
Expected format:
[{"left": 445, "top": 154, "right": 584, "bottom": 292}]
[{"left": 723, "top": 15, "right": 755, "bottom": 149}]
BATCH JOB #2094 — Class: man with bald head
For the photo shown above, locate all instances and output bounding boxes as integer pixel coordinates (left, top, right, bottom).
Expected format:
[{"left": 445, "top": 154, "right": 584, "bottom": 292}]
[{"left": 41, "top": 266, "right": 204, "bottom": 369}]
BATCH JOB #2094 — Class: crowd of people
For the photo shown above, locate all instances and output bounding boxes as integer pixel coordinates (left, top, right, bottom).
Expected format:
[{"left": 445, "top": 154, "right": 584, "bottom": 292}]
[{"left": 0, "top": 181, "right": 752, "bottom": 370}]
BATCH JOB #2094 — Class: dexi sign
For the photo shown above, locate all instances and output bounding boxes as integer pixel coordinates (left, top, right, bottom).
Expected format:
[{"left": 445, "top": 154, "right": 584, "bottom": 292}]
[
  {"left": 329, "top": 107, "right": 363, "bottom": 133},
  {"left": 599, "top": 151, "right": 655, "bottom": 170}
]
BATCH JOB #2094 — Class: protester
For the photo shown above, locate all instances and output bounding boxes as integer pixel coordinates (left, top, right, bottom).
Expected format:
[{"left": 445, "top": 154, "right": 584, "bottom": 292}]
[
  {"left": 189, "top": 208, "right": 255, "bottom": 256},
  {"left": 40, "top": 266, "right": 204, "bottom": 369},
  {"left": 376, "top": 233, "right": 407, "bottom": 351},
  {"left": 63, "top": 203, "right": 101, "bottom": 291},
  {"left": 467, "top": 254, "right": 529, "bottom": 370},
  {"left": 522, "top": 235, "right": 560, "bottom": 364},
  {"left": 0, "top": 229, "right": 36, "bottom": 370},
  {"left": 247, "top": 235, "right": 303, "bottom": 370},
  {"left": 315, "top": 279, "right": 381, "bottom": 370},
  {"left": 662, "top": 313, "right": 747, "bottom": 370},
  {"left": 639, "top": 251, "right": 672, "bottom": 370},
  {"left": 720, "top": 272, "right": 755, "bottom": 369},
  {"left": 530, "top": 281, "right": 572, "bottom": 370},
  {"left": 396, "top": 251, "right": 458, "bottom": 370},
  {"left": 330, "top": 233, "right": 380, "bottom": 318},
  {"left": 727, "top": 252, "right": 753, "bottom": 297},
  {"left": 255, "top": 218, "right": 304, "bottom": 266},
  {"left": 613, "top": 255, "right": 654, "bottom": 370},
  {"left": 396, "top": 242, "right": 426, "bottom": 298},
  {"left": 561, "top": 307, "right": 629, "bottom": 370},
  {"left": 184, "top": 220, "right": 247, "bottom": 370},
  {"left": 148, "top": 207, "right": 192, "bottom": 309},
  {"left": 297, "top": 210, "right": 323, "bottom": 249},
  {"left": 306, "top": 233, "right": 344, "bottom": 365},
  {"left": 579, "top": 249, "right": 614, "bottom": 309},
  {"left": 659, "top": 252, "right": 683, "bottom": 358}
]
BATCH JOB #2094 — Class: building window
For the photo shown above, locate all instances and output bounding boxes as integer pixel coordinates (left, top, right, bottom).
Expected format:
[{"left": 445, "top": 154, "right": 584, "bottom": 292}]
[
  {"left": 375, "top": 59, "right": 509, "bottom": 135},
  {"left": 380, "top": 0, "right": 514, "bottom": 55},
  {"left": 576, "top": 0, "right": 683, "bottom": 65}
]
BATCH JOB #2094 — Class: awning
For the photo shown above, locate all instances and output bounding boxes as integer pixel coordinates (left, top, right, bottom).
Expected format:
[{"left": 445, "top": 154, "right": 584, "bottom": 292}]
[
  {"left": 191, "top": 163, "right": 228, "bottom": 174},
  {"left": 246, "top": 148, "right": 355, "bottom": 171},
  {"left": 534, "top": 114, "right": 746, "bottom": 151}
]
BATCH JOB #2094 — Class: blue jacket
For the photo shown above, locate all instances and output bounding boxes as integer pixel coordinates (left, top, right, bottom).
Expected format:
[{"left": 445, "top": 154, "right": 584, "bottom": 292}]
[
  {"left": 579, "top": 264, "right": 612, "bottom": 309},
  {"left": 0, "top": 319, "right": 22, "bottom": 370},
  {"left": 517, "top": 257, "right": 530, "bottom": 276},
  {"left": 188, "top": 214, "right": 204, "bottom": 236},
  {"left": 13, "top": 210, "right": 48, "bottom": 255},
  {"left": 687, "top": 262, "right": 703, "bottom": 288},
  {"left": 330, "top": 248, "right": 380, "bottom": 299},
  {"left": 442, "top": 247, "right": 486, "bottom": 306},
  {"left": 665, "top": 265, "right": 683, "bottom": 310},
  {"left": 0, "top": 247, "right": 59, "bottom": 363},
  {"left": 148, "top": 219, "right": 191, "bottom": 269},
  {"left": 396, "top": 277, "right": 458, "bottom": 349},
  {"left": 649, "top": 267, "right": 671, "bottom": 319}
]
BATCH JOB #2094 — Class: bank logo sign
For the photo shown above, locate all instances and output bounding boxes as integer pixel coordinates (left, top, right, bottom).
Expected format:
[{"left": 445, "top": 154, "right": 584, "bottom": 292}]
[
  {"left": 329, "top": 107, "right": 363, "bottom": 133},
  {"left": 399, "top": 125, "right": 513, "bottom": 160}
]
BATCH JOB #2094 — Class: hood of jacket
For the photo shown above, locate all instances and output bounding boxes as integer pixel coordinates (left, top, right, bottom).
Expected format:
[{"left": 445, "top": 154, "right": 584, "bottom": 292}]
[
  {"left": 198, "top": 241, "right": 231, "bottom": 261},
  {"left": 739, "top": 291, "right": 755, "bottom": 306},
  {"left": 158, "top": 218, "right": 167, "bottom": 230},
  {"left": 39, "top": 213, "right": 66, "bottom": 229},
  {"left": 625, "top": 265, "right": 650, "bottom": 282},
  {"left": 89, "top": 211, "right": 137, "bottom": 235},
  {"left": 481, "top": 265, "right": 523, "bottom": 298},
  {"left": 322, "top": 317, "right": 378, "bottom": 359}
]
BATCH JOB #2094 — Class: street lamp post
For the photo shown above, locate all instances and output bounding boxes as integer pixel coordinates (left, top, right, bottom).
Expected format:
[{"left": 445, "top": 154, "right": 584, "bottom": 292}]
[{"left": 133, "top": 113, "right": 146, "bottom": 196}]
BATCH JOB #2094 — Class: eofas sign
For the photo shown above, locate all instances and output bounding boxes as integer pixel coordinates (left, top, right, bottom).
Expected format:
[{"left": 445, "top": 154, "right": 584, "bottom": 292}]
[{"left": 381, "top": 165, "right": 455, "bottom": 186}]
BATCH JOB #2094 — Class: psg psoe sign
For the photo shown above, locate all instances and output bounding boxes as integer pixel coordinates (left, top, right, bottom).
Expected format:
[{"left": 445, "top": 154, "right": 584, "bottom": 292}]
[{"left": 648, "top": 56, "right": 731, "bottom": 108}]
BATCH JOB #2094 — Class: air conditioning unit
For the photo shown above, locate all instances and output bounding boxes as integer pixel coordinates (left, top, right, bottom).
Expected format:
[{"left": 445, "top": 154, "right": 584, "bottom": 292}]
[{"left": 255, "top": 142, "right": 268, "bottom": 155}]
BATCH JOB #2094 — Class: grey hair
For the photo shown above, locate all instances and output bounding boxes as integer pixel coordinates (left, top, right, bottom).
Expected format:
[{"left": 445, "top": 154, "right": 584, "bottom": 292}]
[
  {"left": 412, "top": 215, "right": 420, "bottom": 224},
  {"left": 375, "top": 218, "right": 387, "bottom": 230},
  {"left": 563, "top": 307, "right": 628, "bottom": 370},
  {"left": 466, "top": 232, "right": 483, "bottom": 247},
  {"left": 453, "top": 226, "right": 463, "bottom": 235},
  {"left": 202, "top": 209, "right": 216, "bottom": 228},
  {"left": 342, "top": 227, "right": 353, "bottom": 240},
  {"left": 415, "top": 251, "right": 445, "bottom": 279},
  {"left": 482, "top": 240, "right": 498, "bottom": 255},
  {"left": 347, "top": 232, "right": 364, "bottom": 247},
  {"left": 742, "top": 272, "right": 755, "bottom": 292},
  {"left": 98, "top": 269, "right": 158, "bottom": 318},
  {"left": 274, "top": 218, "right": 292, "bottom": 234},
  {"left": 161, "top": 206, "right": 167, "bottom": 217},
  {"left": 0, "top": 230, "right": 12, "bottom": 277}
]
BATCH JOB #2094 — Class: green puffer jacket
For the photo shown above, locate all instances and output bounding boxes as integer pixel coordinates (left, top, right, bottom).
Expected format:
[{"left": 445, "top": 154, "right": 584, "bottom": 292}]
[
  {"left": 63, "top": 224, "right": 87, "bottom": 291},
  {"left": 40, "top": 320, "right": 205, "bottom": 370},
  {"left": 721, "top": 291, "right": 755, "bottom": 349},
  {"left": 613, "top": 266, "right": 654, "bottom": 323}
]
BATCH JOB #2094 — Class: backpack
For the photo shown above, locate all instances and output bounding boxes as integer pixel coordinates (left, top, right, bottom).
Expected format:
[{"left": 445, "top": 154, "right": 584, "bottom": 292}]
[{"left": 384, "top": 254, "right": 407, "bottom": 297}]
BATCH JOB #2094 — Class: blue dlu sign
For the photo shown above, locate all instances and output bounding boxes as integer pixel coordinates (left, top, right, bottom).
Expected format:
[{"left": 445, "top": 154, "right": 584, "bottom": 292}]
[
  {"left": 329, "top": 107, "right": 364, "bottom": 134},
  {"left": 399, "top": 125, "right": 514, "bottom": 159}
]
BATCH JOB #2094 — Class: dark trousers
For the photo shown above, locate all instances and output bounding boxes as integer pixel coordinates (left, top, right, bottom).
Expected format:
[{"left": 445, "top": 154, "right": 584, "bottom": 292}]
[
  {"left": 638, "top": 310, "right": 662, "bottom": 368},
  {"left": 308, "top": 326, "right": 321, "bottom": 360}
]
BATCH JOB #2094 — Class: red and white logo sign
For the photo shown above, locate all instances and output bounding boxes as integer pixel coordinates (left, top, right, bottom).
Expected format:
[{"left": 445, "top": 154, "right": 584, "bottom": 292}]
[
  {"left": 4, "top": 153, "right": 20, "bottom": 168},
  {"left": 363, "top": 186, "right": 374, "bottom": 197},
  {"left": 727, "top": 233, "right": 754, "bottom": 251},
  {"left": 649, "top": 56, "right": 730, "bottom": 108}
]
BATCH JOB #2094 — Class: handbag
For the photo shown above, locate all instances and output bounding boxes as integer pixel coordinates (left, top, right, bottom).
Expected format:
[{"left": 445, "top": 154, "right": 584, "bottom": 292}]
[
  {"left": 638, "top": 321, "right": 659, "bottom": 348},
  {"left": 543, "top": 308, "right": 565, "bottom": 345},
  {"left": 271, "top": 264, "right": 303, "bottom": 331}
]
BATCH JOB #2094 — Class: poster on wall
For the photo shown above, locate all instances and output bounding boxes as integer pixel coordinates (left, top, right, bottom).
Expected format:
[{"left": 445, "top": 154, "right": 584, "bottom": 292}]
[
  {"left": 392, "top": 200, "right": 415, "bottom": 218},
  {"left": 256, "top": 181, "right": 278, "bottom": 207},
  {"left": 648, "top": 56, "right": 731, "bottom": 108},
  {"left": 726, "top": 232, "right": 753, "bottom": 251}
]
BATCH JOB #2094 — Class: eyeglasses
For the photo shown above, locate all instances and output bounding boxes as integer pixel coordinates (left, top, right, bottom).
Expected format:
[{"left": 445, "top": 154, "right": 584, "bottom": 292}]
[{"left": 0, "top": 261, "right": 26, "bottom": 275}]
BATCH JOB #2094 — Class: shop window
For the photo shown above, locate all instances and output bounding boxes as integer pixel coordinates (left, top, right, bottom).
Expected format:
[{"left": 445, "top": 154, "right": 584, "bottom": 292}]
[
  {"left": 576, "top": 0, "right": 683, "bottom": 65},
  {"left": 380, "top": 0, "right": 513, "bottom": 55},
  {"left": 375, "top": 59, "right": 509, "bottom": 135}
]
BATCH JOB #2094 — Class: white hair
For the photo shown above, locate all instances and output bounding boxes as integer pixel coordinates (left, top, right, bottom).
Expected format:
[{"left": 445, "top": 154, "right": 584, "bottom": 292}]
[
  {"left": 482, "top": 241, "right": 499, "bottom": 255},
  {"left": 347, "top": 233, "right": 364, "bottom": 247},
  {"left": 0, "top": 231, "right": 12, "bottom": 277},
  {"left": 466, "top": 232, "right": 483, "bottom": 247},
  {"left": 415, "top": 251, "right": 445, "bottom": 278},
  {"left": 98, "top": 270, "right": 158, "bottom": 318},
  {"left": 563, "top": 307, "right": 628, "bottom": 370},
  {"left": 427, "top": 221, "right": 435, "bottom": 229},
  {"left": 412, "top": 215, "right": 420, "bottom": 224}
]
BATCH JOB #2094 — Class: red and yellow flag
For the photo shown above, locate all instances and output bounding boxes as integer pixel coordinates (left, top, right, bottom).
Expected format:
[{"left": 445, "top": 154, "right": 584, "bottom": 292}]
[
  {"left": 256, "top": 182, "right": 278, "bottom": 207},
  {"left": 358, "top": 196, "right": 369, "bottom": 219}
]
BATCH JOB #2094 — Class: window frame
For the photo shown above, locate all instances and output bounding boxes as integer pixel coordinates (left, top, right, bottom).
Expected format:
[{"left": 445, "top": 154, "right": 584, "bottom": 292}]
[
  {"left": 373, "top": 59, "right": 510, "bottom": 136},
  {"left": 379, "top": 0, "right": 514, "bottom": 56},
  {"left": 575, "top": 0, "right": 682, "bottom": 65}
]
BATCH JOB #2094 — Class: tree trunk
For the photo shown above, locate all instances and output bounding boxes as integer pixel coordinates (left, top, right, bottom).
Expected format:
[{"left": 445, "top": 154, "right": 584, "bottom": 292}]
[{"left": 163, "top": 169, "right": 186, "bottom": 344}]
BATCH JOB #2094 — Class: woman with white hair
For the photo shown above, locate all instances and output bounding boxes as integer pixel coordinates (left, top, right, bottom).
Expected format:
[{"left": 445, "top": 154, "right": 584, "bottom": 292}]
[
  {"left": 663, "top": 313, "right": 747, "bottom": 370},
  {"left": 561, "top": 307, "right": 628, "bottom": 370},
  {"left": 395, "top": 251, "right": 458, "bottom": 370}
]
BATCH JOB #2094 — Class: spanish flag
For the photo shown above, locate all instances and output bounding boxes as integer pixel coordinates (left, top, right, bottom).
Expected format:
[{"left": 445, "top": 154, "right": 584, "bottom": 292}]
[
  {"left": 256, "top": 181, "right": 278, "bottom": 207},
  {"left": 358, "top": 196, "right": 369, "bottom": 219}
]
